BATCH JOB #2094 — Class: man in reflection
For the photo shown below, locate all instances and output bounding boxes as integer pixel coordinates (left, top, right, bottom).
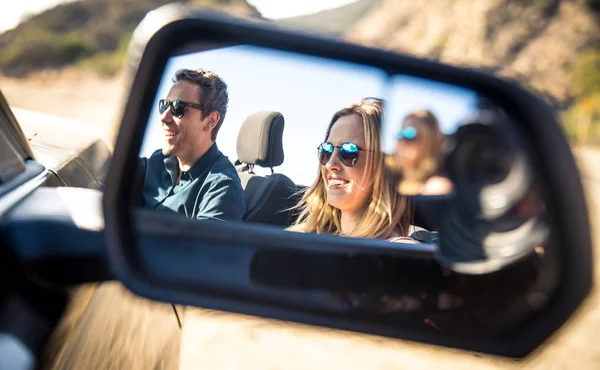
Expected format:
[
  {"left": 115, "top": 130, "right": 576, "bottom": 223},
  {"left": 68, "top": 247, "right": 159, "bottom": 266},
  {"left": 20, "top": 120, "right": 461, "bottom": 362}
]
[{"left": 138, "top": 68, "right": 246, "bottom": 221}]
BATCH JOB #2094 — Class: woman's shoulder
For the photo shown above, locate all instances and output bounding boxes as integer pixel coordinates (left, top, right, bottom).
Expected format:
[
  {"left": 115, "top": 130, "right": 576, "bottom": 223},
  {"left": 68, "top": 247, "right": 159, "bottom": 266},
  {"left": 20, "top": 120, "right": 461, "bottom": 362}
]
[
  {"left": 286, "top": 223, "right": 308, "bottom": 233},
  {"left": 387, "top": 235, "right": 420, "bottom": 244},
  {"left": 387, "top": 225, "right": 440, "bottom": 244}
]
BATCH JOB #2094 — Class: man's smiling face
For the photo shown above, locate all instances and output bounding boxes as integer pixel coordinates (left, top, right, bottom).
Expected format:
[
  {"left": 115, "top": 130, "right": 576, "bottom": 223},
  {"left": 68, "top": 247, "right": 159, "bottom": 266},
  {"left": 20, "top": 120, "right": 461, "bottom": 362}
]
[{"left": 161, "top": 80, "right": 210, "bottom": 159}]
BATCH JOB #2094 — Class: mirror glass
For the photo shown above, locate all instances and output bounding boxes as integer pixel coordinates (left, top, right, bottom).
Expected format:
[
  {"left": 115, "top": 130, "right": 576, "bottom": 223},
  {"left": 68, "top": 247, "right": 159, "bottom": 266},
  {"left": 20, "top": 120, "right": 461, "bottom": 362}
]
[
  {"left": 380, "top": 75, "right": 478, "bottom": 197},
  {"left": 140, "top": 45, "right": 387, "bottom": 186},
  {"left": 132, "top": 42, "right": 557, "bottom": 339}
]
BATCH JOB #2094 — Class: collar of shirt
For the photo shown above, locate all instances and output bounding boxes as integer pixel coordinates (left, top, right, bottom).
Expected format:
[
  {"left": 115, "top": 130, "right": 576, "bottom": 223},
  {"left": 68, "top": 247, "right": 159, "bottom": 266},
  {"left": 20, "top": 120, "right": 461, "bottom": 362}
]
[{"left": 163, "top": 143, "right": 221, "bottom": 186}]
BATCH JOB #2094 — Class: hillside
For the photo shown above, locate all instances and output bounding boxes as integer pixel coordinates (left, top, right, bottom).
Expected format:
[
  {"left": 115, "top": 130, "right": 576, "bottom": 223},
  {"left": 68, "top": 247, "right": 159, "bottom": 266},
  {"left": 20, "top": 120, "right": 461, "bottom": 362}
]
[
  {"left": 1, "top": 0, "right": 599, "bottom": 144},
  {"left": 340, "top": 0, "right": 600, "bottom": 144},
  {"left": 0, "top": 0, "right": 261, "bottom": 78},
  {"left": 345, "top": 0, "right": 598, "bottom": 104},
  {"left": 2, "top": 0, "right": 596, "bottom": 100},
  {"left": 277, "top": 0, "right": 379, "bottom": 36}
]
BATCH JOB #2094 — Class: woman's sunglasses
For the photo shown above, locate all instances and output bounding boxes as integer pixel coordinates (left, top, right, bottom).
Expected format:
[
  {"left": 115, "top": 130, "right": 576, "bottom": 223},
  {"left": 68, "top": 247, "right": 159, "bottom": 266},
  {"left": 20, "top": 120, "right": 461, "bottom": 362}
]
[
  {"left": 318, "top": 142, "right": 365, "bottom": 167},
  {"left": 158, "top": 99, "right": 202, "bottom": 118},
  {"left": 395, "top": 126, "right": 418, "bottom": 140}
]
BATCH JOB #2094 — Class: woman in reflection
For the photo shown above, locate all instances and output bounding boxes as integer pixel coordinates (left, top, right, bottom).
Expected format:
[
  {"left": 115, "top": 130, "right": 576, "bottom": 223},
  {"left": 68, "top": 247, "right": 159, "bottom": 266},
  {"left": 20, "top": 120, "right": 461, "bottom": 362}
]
[
  {"left": 289, "top": 98, "right": 415, "bottom": 242},
  {"left": 287, "top": 98, "right": 426, "bottom": 314},
  {"left": 391, "top": 110, "right": 454, "bottom": 196},
  {"left": 288, "top": 99, "right": 464, "bottom": 319}
]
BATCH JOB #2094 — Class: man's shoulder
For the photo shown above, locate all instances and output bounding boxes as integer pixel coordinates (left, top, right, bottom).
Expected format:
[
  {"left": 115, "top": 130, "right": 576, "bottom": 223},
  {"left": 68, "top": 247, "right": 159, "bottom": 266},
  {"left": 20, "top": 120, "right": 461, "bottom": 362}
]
[
  {"left": 147, "top": 149, "right": 165, "bottom": 161},
  {"left": 207, "top": 154, "right": 243, "bottom": 187},
  {"left": 143, "top": 149, "right": 169, "bottom": 170}
]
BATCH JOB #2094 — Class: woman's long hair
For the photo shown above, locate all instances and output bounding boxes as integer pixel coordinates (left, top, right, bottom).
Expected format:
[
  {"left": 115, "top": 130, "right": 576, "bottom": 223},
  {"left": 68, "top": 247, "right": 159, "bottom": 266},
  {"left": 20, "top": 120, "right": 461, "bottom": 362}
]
[
  {"left": 290, "top": 99, "right": 412, "bottom": 238},
  {"left": 402, "top": 110, "right": 444, "bottom": 177}
]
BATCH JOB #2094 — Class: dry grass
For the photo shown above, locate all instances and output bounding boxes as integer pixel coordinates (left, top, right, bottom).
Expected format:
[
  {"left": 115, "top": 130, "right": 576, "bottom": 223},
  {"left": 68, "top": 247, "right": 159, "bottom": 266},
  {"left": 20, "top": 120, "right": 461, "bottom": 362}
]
[{"left": 0, "top": 71, "right": 126, "bottom": 146}]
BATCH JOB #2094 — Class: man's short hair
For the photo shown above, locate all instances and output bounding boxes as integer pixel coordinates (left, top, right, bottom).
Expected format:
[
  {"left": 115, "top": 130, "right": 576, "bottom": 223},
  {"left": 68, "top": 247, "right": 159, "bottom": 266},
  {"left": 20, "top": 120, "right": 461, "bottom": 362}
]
[{"left": 173, "top": 68, "right": 229, "bottom": 141}]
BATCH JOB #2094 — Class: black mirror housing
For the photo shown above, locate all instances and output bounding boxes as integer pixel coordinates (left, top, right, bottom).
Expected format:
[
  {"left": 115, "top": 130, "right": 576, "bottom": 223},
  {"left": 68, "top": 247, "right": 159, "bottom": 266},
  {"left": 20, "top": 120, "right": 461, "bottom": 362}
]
[{"left": 103, "top": 4, "right": 592, "bottom": 358}]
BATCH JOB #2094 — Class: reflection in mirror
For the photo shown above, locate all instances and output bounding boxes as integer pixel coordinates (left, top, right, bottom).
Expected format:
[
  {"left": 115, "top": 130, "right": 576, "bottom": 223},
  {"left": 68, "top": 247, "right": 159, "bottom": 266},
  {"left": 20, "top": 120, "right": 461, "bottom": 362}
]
[
  {"left": 379, "top": 75, "right": 551, "bottom": 268},
  {"left": 132, "top": 42, "right": 557, "bottom": 342},
  {"left": 137, "top": 45, "right": 389, "bottom": 229},
  {"left": 381, "top": 75, "right": 479, "bottom": 197}
]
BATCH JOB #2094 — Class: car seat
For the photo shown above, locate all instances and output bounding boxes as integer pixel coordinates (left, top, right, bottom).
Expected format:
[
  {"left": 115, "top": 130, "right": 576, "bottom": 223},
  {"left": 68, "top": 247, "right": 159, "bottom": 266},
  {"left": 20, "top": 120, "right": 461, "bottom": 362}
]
[{"left": 235, "top": 111, "right": 299, "bottom": 227}]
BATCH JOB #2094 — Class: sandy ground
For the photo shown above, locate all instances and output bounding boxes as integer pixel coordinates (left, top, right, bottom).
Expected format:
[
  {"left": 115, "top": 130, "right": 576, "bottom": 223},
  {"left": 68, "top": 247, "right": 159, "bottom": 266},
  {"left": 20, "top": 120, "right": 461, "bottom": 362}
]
[
  {"left": 0, "top": 72, "right": 127, "bottom": 147},
  {"left": 2, "top": 74, "right": 600, "bottom": 369}
]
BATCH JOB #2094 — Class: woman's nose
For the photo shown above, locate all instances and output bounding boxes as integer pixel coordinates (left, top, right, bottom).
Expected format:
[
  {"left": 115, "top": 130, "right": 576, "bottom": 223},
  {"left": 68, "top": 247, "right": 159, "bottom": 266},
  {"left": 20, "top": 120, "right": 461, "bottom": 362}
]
[{"left": 324, "top": 149, "right": 342, "bottom": 171}]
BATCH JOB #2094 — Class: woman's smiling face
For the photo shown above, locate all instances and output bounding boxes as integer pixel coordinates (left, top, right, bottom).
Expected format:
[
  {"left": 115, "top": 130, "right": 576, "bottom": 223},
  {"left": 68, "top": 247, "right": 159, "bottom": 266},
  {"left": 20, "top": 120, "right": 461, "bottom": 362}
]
[{"left": 320, "top": 113, "right": 372, "bottom": 214}]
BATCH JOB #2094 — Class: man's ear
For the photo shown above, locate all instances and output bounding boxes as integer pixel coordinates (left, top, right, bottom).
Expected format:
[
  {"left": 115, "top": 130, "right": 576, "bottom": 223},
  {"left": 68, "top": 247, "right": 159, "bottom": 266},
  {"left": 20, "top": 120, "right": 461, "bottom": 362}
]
[{"left": 203, "top": 111, "right": 220, "bottom": 132}]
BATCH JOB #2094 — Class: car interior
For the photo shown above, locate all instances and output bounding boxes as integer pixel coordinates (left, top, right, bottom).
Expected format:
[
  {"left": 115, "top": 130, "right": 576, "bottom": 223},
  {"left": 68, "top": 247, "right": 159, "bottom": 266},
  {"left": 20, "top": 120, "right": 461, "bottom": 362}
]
[
  {"left": 234, "top": 110, "right": 299, "bottom": 227},
  {"left": 232, "top": 110, "right": 439, "bottom": 233}
]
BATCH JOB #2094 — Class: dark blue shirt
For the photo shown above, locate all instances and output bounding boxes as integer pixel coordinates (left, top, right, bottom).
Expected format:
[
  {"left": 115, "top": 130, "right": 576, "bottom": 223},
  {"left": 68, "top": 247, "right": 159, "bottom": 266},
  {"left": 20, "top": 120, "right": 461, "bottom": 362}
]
[{"left": 140, "top": 144, "right": 246, "bottom": 221}]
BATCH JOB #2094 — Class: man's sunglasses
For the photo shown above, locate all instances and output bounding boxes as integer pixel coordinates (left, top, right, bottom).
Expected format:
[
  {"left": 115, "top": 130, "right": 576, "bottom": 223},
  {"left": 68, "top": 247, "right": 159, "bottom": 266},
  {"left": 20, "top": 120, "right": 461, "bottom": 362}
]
[
  {"left": 158, "top": 99, "right": 202, "bottom": 118},
  {"left": 395, "top": 126, "right": 418, "bottom": 140},
  {"left": 318, "top": 142, "right": 367, "bottom": 167}
]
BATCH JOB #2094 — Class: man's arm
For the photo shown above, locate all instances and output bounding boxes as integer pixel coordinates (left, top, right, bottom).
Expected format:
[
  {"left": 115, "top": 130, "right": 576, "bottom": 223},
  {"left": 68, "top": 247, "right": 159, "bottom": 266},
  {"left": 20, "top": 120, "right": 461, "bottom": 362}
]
[{"left": 196, "top": 174, "right": 246, "bottom": 222}]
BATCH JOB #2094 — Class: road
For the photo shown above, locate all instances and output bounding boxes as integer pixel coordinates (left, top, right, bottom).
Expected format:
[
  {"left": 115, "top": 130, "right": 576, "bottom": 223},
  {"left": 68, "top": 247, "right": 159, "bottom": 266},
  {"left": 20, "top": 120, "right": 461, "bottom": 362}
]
[{"left": 42, "top": 283, "right": 182, "bottom": 370}]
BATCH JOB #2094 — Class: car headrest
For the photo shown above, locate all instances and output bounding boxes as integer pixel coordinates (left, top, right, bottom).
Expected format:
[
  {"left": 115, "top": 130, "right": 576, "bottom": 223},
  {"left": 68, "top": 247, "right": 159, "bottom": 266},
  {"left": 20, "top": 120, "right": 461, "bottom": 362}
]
[{"left": 237, "top": 111, "right": 284, "bottom": 168}]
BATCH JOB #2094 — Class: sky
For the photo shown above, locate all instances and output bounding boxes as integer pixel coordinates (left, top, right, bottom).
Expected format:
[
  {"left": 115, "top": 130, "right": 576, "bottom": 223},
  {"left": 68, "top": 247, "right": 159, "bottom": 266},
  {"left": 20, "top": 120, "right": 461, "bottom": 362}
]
[
  {"left": 140, "top": 45, "right": 476, "bottom": 186},
  {"left": 140, "top": 45, "right": 386, "bottom": 185},
  {"left": 0, "top": 0, "right": 76, "bottom": 32},
  {"left": 0, "top": 0, "right": 360, "bottom": 33}
]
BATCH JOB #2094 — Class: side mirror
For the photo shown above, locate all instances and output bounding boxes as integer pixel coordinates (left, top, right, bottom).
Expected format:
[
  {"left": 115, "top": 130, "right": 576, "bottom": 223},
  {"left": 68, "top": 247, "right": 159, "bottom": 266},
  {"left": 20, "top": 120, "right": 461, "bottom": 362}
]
[{"left": 104, "top": 4, "right": 592, "bottom": 358}]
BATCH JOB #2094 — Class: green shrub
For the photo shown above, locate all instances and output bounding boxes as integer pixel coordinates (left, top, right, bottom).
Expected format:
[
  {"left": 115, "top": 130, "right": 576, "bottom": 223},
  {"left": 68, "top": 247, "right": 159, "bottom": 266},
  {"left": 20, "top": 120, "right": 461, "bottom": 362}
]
[
  {"left": 0, "top": 0, "right": 181, "bottom": 77},
  {"left": 76, "top": 29, "right": 134, "bottom": 77},
  {"left": 56, "top": 32, "right": 97, "bottom": 61},
  {"left": 20, "top": 2, "right": 95, "bottom": 33},
  {"left": 571, "top": 49, "right": 600, "bottom": 98},
  {"left": 77, "top": 51, "right": 124, "bottom": 77},
  {"left": 563, "top": 48, "right": 600, "bottom": 147},
  {"left": 0, "top": 31, "right": 96, "bottom": 77}
]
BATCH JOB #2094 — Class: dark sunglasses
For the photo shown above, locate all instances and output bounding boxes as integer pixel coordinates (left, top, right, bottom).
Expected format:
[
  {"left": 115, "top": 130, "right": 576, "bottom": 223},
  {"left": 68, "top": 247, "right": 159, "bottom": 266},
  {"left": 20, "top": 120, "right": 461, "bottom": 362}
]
[
  {"left": 318, "top": 142, "right": 367, "bottom": 167},
  {"left": 158, "top": 99, "right": 202, "bottom": 118},
  {"left": 395, "top": 126, "right": 418, "bottom": 140}
]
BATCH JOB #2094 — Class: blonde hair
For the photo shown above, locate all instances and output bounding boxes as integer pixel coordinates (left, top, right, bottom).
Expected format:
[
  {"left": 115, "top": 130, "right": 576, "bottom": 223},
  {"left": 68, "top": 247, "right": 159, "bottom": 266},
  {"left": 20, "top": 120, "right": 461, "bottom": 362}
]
[
  {"left": 402, "top": 109, "right": 444, "bottom": 175},
  {"left": 389, "top": 110, "right": 445, "bottom": 194},
  {"left": 290, "top": 99, "right": 412, "bottom": 238}
]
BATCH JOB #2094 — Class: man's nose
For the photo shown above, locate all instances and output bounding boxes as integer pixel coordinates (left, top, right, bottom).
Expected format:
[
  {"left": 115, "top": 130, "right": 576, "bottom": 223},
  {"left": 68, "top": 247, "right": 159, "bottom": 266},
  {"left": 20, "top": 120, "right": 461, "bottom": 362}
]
[{"left": 160, "top": 105, "right": 173, "bottom": 123}]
